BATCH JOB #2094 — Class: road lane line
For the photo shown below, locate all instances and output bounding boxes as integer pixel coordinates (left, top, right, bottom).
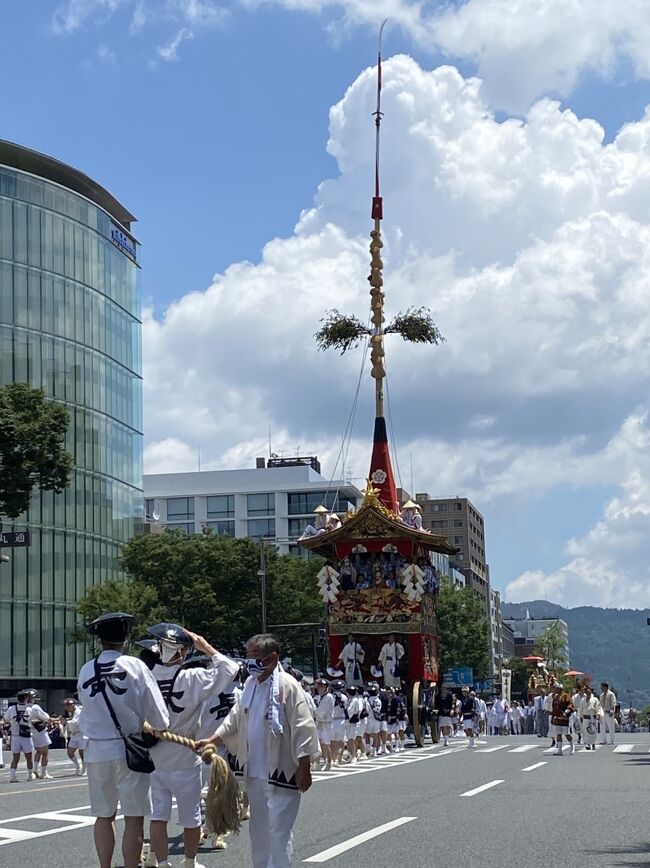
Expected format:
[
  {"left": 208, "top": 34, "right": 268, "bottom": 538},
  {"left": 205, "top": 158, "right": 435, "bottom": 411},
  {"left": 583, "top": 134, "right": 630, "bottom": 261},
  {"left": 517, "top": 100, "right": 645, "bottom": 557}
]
[
  {"left": 613, "top": 744, "right": 634, "bottom": 753},
  {"left": 476, "top": 746, "right": 508, "bottom": 753},
  {"left": 0, "top": 805, "right": 91, "bottom": 825},
  {"left": 460, "top": 780, "right": 504, "bottom": 797},
  {"left": 510, "top": 745, "right": 538, "bottom": 753},
  {"left": 0, "top": 782, "right": 87, "bottom": 797},
  {"left": 303, "top": 817, "right": 417, "bottom": 862},
  {"left": 522, "top": 762, "right": 547, "bottom": 772}
]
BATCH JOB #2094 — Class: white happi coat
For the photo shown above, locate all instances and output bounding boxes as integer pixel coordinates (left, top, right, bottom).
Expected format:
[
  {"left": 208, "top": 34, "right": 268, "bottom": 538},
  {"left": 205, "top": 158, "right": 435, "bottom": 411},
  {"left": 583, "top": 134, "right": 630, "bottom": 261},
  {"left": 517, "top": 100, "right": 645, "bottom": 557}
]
[
  {"left": 339, "top": 642, "right": 365, "bottom": 686},
  {"left": 378, "top": 642, "right": 405, "bottom": 689}
]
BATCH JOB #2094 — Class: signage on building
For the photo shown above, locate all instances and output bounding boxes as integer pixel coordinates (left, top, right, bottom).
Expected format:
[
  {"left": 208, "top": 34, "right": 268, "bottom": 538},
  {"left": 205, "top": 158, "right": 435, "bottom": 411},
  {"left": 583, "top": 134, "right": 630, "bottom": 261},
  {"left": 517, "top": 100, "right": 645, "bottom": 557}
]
[
  {"left": 110, "top": 223, "right": 137, "bottom": 262},
  {"left": 0, "top": 531, "right": 31, "bottom": 547},
  {"left": 443, "top": 666, "right": 474, "bottom": 687}
]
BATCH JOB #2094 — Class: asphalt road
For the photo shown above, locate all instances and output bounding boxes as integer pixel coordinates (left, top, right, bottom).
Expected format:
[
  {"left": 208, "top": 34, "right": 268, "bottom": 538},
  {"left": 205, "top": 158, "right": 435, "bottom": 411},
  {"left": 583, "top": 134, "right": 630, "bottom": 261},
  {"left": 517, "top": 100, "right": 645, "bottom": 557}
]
[{"left": 1, "top": 734, "right": 650, "bottom": 867}]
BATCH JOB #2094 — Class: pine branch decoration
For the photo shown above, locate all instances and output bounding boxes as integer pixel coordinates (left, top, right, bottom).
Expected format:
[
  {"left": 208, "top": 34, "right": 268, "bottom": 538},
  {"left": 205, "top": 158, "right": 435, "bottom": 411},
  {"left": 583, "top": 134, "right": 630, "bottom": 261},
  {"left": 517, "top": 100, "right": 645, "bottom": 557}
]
[
  {"left": 385, "top": 307, "right": 445, "bottom": 345},
  {"left": 315, "top": 309, "right": 370, "bottom": 354}
]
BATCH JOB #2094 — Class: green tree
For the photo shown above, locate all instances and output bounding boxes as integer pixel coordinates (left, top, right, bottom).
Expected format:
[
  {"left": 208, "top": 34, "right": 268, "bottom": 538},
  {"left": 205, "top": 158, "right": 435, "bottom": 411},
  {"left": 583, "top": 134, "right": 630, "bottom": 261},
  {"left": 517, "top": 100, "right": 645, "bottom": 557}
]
[
  {"left": 73, "top": 529, "right": 324, "bottom": 654},
  {"left": 534, "top": 621, "right": 569, "bottom": 671},
  {"left": 437, "top": 579, "right": 490, "bottom": 678},
  {"left": 0, "top": 383, "right": 73, "bottom": 519},
  {"left": 507, "top": 655, "right": 529, "bottom": 696}
]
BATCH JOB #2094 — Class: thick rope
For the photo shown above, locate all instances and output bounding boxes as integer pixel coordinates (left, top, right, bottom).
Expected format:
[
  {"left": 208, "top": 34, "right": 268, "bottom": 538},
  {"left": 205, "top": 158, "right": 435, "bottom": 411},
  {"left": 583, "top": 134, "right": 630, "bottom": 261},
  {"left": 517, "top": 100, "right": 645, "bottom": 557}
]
[{"left": 143, "top": 723, "right": 241, "bottom": 836}]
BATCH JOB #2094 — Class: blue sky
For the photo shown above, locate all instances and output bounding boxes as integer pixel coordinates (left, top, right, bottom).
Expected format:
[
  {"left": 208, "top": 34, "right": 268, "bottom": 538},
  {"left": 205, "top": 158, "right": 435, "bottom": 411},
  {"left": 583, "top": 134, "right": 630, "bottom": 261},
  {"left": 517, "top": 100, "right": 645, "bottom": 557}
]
[{"left": 5, "top": 1, "right": 650, "bottom": 609}]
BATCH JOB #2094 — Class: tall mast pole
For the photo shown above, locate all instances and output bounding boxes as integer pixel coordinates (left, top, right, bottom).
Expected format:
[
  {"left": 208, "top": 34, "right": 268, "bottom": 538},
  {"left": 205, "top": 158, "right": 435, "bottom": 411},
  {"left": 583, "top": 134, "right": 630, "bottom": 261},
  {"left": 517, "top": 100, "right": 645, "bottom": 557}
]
[{"left": 369, "top": 20, "right": 388, "bottom": 419}]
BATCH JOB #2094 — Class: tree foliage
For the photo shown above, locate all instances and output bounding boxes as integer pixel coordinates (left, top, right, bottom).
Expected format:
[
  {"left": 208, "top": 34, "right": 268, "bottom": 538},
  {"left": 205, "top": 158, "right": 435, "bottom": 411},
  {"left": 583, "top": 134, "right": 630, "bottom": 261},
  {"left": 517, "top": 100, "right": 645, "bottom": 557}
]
[
  {"left": 437, "top": 579, "right": 490, "bottom": 678},
  {"left": 0, "top": 383, "right": 73, "bottom": 519},
  {"left": 534, "top": 621, "right": 569, "bottom": 671},
  {"left": 506, "top": 655, "right": 529, "bottom": 696},
  {"left": 73, "top": 529, "right": 324, "bottom": 655}
]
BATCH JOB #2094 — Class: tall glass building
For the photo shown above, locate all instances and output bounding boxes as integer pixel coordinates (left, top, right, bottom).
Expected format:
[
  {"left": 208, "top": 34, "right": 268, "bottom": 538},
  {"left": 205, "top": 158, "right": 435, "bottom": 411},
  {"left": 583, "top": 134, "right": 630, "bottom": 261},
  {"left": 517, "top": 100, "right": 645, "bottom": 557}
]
[{"left": 0, "top": 141, "right": 142, "bottom": 702}]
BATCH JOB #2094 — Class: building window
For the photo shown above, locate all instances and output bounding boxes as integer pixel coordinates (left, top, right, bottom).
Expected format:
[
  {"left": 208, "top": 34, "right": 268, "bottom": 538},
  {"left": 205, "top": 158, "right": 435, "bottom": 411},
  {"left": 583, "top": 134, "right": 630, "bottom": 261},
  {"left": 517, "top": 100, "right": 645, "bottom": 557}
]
[
  {"left": 430, "top": 503, "right": 447, "bottom": 512},
  {"left": 287, "top": 491, "right": 348, "bottom": 515},
  {"left": 430, "top": 520, "right": 447, "bottom": 529},
  {"left": 453, "top": 520, "right": 463, "bottom": 528},
  {"left": 248, "top": 518, "right": 275, "bottom": 538},
  {"left": 288, "top": 518, "right": 306, "bottom": 537},
  {"left": 454, "top": 535, "right": 462, "bottom": 544},
  {"left": 166, "top": 497, "right": 194, "bottom": 521},
  {"left": 455, "top": 503, "right": 462, "bottom": 510},
  {"left": 164, "top": 522, "right": 194, "bottom": 534},
  {"left": 204, "top": 520, "right": 235, "bottom": 537},
  {"left": 145, "top": 498, "right": 155, "bottom": 520},
  {"left": 247, "top": 493, "right": 275, "bottom": 516},
  {"left": 207, "top": 495, "right": 234, "bottom": 519},
  {"left": 288, "top": 544, "right": 309, "bottom": 558}
]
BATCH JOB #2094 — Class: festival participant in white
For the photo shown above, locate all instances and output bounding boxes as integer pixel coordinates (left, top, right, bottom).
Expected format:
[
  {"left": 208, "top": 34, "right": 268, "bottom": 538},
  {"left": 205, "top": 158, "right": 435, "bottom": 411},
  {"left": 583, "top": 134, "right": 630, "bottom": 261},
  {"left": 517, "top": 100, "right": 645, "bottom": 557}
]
[
  {"left": 364, "top": 683, "right": 382, "bottom": 757},
  {"left": 434, "top": 684, "right": 454, "bottom": 746},
  {"left": 27, "top": 691, "right": 53, "bottom": 779},
  {"left": 578, "top": 685, "right": 602, "bottom": 751},
  {"left": 63, "top": 697, "right": 87, "bottom": 776},
  {"left": 344, "top": 685, "right": 364, "bottom": 762},
  {"left": 599, "top": 682, "right": 617, "bottom": 745},
  {"left": 145, "top": 622, "right": 239, "bottom": 868},
  {"left": 313, "top": 679, "right": 334, "bottom": 770},
  {"left": 6, "top": 688, "right": 37, "bottom": 782},
  {"left": 378, "top": 634, "right": 405, "bottom": 689},
  {"left": 77, "top": 612, "right": 170, "bottom": 868},
  {"left": 336, "top": 634, "right": 365, "bottom": 687},
  {"left": 197, "top": 634, "right": 319, "bottom": 868},
  {"left": 460, "top": 687, "right": 478, "bottom": 748},
  {"left": 329, "top": 680, "right": 348, "bottom": 765}
]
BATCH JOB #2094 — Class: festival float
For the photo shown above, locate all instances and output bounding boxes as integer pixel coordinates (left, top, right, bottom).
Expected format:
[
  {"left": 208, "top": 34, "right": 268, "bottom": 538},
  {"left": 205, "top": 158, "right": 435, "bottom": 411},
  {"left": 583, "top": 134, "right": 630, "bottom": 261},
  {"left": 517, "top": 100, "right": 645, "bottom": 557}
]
[{"left": 299, "top": 24, "right": 455, "bottom": 746}]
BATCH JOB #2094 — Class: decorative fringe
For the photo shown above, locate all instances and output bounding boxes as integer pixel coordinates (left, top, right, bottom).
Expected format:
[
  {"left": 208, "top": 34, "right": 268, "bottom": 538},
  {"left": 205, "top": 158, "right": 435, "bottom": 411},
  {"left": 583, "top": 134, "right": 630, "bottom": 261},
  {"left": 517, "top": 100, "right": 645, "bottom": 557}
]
[{"left": 143, "top": 723, "right": 241, "bottom": 836}]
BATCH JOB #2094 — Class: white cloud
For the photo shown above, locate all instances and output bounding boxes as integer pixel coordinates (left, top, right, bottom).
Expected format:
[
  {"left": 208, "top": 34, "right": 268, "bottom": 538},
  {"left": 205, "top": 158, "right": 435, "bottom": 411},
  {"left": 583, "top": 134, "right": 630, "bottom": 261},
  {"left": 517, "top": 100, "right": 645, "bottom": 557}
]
[
  {"left": 53, "top": 0, "right": 128, "bottom": 34},
  {"left": 506, "top": 420, "right": 650, "bottom": 608},
  {"left": 136, "top": 55, "right": 650, "bottom": 607},
  {"left": 156, "top": 27, "right": 193, "bottom": 62}
]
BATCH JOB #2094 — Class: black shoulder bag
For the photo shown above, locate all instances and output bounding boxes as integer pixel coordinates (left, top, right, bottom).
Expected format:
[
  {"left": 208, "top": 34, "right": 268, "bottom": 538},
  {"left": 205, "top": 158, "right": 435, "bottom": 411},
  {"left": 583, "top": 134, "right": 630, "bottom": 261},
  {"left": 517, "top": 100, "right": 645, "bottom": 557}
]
[{"left": 93, "top": 658, "right": 155, "bottom": 774}]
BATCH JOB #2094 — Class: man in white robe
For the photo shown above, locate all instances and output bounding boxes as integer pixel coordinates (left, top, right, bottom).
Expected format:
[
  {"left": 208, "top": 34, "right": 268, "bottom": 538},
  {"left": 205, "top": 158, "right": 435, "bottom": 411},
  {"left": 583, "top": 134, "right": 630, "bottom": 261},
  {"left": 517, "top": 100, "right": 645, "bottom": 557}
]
[
  {"left": 337, "top": 635, "right": 365, "bottom": 687},
  {"left": 378, "top": 635, "right": 405, "bottom": 689}
]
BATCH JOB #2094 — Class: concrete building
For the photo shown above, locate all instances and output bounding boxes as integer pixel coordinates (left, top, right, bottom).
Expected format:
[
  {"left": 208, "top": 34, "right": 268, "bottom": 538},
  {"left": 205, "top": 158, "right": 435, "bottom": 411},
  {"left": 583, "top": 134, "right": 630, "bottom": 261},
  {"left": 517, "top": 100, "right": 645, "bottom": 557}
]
[
  {"left": 144, "top": 457, "right": 362, "bottom": 555},
  {"left": 501, "top": 621, "right": 515, "bottom": 662},
  {"left": 0, "top": 140, "right": 142, "bottom": 701},
  {"left": 415, "top": 493, "right": 490, "bottom": 611},
  {"left": 504, "top": 616, "right": 570, "bottom": 667}
]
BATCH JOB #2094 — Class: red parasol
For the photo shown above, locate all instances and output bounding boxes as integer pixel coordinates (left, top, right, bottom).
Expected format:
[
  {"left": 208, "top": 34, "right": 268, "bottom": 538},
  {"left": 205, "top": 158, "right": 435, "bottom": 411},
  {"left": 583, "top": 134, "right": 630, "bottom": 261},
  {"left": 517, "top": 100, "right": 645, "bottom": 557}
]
[
  {"left": 522, "top": 655, "right": 544, "bottom": 662},
  {"left": 564, "top": 670, "right": 585, "bottom": 677}
]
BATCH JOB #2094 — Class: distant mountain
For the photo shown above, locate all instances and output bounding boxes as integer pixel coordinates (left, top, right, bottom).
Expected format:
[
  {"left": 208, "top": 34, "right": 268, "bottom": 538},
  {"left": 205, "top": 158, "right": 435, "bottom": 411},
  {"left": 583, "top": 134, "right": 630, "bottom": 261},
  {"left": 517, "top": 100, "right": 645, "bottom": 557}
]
[{"left": 502, "top": 600, "right": 650, "bottom": 709}]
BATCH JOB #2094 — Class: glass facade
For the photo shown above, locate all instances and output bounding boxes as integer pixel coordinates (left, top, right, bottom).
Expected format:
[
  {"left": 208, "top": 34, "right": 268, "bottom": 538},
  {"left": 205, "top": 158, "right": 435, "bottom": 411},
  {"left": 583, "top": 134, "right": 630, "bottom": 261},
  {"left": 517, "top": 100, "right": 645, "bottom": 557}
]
[{"left": 0, "top": 158, "right": 142, "bottom": 689}]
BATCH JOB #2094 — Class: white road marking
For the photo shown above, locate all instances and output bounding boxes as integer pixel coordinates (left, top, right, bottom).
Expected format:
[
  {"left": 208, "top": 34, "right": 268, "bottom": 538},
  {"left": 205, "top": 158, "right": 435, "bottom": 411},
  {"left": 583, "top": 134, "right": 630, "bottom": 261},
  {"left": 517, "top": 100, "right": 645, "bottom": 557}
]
[
  {"left": 460, "top": 779, "right": 504, "bottom": 797},
  {"left": 613, "top": 744, "right": 634, "bottom": 753},
  {"left": 303, "top": 817, "right": 417, "bottom": 862},
  {"left": 476, "top": 746, "right": 508, "bottom": 753},
  {"left": 543, "top": 746, "right": 568, "bottom": 754},
  {"left": 522, "top": 762, "right": 547, "bottom": 772},
  {"left": 509, "top": 745, "right": 538, "bottom": 753},
  {"left": 0, "top": 805, "right": 109, "bottom": 847}
]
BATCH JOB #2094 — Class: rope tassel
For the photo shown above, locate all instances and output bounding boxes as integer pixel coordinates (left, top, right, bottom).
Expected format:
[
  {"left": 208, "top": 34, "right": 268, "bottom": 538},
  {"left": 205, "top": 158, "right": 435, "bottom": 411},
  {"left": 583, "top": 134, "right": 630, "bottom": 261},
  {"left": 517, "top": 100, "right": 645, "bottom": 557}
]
[{"left": 143, "top": 723, "right": 241, "bottom": 837}]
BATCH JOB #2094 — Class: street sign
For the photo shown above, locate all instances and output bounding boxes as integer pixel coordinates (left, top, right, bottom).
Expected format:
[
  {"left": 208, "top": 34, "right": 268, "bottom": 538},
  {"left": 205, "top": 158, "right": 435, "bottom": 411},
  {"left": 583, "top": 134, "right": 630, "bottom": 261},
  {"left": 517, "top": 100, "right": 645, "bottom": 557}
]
[
  {"left": 0, "top": 531, "right": 31, "bottom": 548},
  {"left": 443, "top": 666, "right": 474, "bottom": 687}
]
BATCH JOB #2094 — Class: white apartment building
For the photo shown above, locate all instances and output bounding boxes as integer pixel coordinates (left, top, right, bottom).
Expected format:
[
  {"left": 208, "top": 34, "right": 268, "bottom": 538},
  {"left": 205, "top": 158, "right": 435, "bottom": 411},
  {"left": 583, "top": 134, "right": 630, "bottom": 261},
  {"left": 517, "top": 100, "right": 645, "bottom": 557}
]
[
  {"left": 143, "top": 457, "right": 362, "bottom": 555},
  {"left": 504, "top": 615, "right": 570, "bottom": 666}
]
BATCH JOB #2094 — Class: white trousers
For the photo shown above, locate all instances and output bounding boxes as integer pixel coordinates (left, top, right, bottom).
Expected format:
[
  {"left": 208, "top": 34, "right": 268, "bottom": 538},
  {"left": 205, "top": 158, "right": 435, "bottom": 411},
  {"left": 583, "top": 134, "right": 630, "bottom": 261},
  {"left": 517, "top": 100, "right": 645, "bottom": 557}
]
[
  {"left": 247, "top": 777, "right": 301, "bottom": 868},
  {"left": 603, "top": 714, "right": 616, "bottom": 743}
]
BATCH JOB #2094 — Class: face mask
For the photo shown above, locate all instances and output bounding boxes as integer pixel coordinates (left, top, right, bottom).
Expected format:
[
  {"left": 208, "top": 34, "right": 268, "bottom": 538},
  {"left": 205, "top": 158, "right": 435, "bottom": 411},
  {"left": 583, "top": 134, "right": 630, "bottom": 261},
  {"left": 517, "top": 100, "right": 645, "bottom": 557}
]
[{"left": 246, "top": 658, "right": 267, "bottom": 675}]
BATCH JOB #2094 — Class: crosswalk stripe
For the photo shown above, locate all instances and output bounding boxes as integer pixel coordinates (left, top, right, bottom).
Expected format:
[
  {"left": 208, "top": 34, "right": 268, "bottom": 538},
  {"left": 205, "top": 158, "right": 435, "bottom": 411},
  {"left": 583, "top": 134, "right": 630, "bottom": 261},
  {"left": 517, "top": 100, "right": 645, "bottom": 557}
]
[
  {"left": 476, "top": 746, "right": 508, "bottom": 753},
  {"left": 509, "top": 745, "right": 538, "bottom": 753},
  {"left": 613, "top": 744, "right": 635, "bottom": 753}
]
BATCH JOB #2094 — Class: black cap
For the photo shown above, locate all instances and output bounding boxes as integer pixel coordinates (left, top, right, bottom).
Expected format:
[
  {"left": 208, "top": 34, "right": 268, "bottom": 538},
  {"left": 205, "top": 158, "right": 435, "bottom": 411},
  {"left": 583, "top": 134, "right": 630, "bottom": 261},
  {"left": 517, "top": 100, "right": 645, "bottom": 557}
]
[
  {"left": 346, "top": 685, "right": 358, "bottom": 695},
  {"left": 146, "top": 622, "right": 193, "bottom": 647},
  {"left": 17, "top": 688, "right": 37, "bottom": 700},
  {"left": 182, "top": 653, "right": 211, "bottom": 669},
  {"left": 330, "top": 679, "right": 345, "bottom": 691},
  {"left": 135, "top": 638, "right": 159, "bottom": 652},
  {"left": 87, "top": 612, "right": 134, "bottom": 642}
]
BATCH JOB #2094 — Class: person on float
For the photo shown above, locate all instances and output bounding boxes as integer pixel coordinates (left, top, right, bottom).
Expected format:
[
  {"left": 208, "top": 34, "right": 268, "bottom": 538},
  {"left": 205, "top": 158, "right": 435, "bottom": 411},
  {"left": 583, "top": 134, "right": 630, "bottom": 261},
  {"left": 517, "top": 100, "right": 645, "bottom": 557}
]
[
  {"left": 144, "top": 622, "right": 239, "bottom": 868},
  {"left": 336, "top": 634, "right": 365, "bottom": 687},
  {"left": 378, "top": 634, "right": 405, "bottom": 689},
  {"left": 300, "top": 506, "right": 329, "bottom": 538},
  {"left": 27, "top": 690, "right": 53, "bottom": 779},
  {"left": 6, "top": 688, "right": 37, "bottom": 782},
  {"left": 401, "top": 500, "right": 423, "bottom": 530},
  {"left": 196, "top": 633, "right": 319, "bottom": 868},
  {"left": 63, "top": 697, "right": 87, "bottom": 776},
  {"left": 77, "top": 612, "right": 170, "bottom": 868}
]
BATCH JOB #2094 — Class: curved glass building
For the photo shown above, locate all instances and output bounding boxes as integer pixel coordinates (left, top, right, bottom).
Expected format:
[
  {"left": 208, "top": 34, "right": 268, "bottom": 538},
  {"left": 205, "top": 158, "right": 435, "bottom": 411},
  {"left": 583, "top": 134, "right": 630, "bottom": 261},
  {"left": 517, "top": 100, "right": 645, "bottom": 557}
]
[{"left": 0, "top": 141, "right": 142, "bottom": 700}]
